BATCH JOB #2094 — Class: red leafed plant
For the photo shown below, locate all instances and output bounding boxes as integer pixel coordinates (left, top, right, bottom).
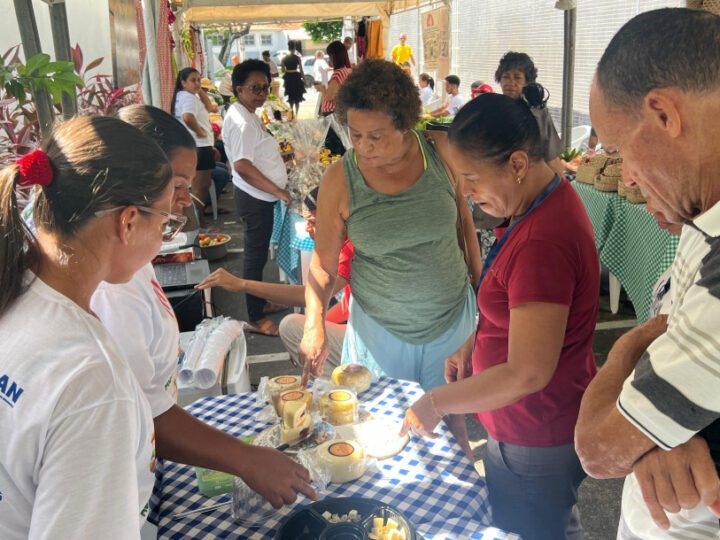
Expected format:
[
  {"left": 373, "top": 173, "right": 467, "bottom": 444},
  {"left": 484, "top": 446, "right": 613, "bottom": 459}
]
[{"left": 72, "top": 44, "right": 136, "bottom": 115}]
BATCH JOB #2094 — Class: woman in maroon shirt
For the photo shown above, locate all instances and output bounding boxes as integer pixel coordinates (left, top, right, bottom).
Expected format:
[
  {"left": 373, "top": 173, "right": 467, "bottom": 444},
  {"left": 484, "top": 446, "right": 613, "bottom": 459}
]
[{"left": 402, "top": 93, "right": 599, "bottom": 540}]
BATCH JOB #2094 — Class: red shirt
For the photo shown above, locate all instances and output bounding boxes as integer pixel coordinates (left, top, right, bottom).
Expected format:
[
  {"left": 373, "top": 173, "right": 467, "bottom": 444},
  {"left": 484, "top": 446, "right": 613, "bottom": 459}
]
[
  {"left": 326, "top": 240, "right": 354, "bottom": 324},
  {"left": 321, "top": 67, "right": 351, "bottom": 114},
  {"left": 473, "top": 180, "right": 599, "bottom": 447}
]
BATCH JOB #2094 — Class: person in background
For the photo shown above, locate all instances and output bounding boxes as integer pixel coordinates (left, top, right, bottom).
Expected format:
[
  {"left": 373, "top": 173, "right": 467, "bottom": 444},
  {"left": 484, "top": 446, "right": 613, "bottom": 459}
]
[
  {"left": 299, "top": 62, "right": 481, "bottom": 444},
  {"left": 0, "top": 115, "right": 170, "bottom": 538},
  {"left": 313, "top": 50, "right": 330, "bottom": 90},
  {"left": 430, "top": 74, "right": 465, "bottom": 118},
  {"left": 400, "top": 61, "right": 412, "bottom": 78},
  {"left": 91, "top": 105, "right": 315, "bottom": 510},
  {"left": 198, "top": 187, "right": 354, "bottom": 371},
  {"left": 319, "top": 40, "right": 353, "bottom": 156},
  {"left": 587, "top": 127, "right": 599, "bottom": 152},
  {"left": 391, "top": 33, "right": 416, "bottom": 70},
  {"left": 281, "top": 42, "right": 306, "bottom": 118},
  {"left": 404, "top": 93, "right": 599, "bottom": 539},
  {"left": 344, "top": 36, "right": 358, "bottom": 67},
  {"left": 495, "top": 51, "right": 565, "bottom": 177},
  {"left": 200, "top": 77, "right": 219, "bottom": 113},
  {"left": 207, "top": 122, "right": 230, "bottom": 214},
  {"left": 223, "top": 59, "right": 292, "bottom": 336},
  {"left": 171, "top": 67, "right": 215, "bottom": 214},
  {"left": 262, "top": 50, "right": 279, "bottom": 79},
  {"left": 470, "top": 80, "right": 494, "bottom": 98},
  {"left": 418, "top": 73, "right": 435, "bottom": 107},
  {"left": 574, "top": 8, "right": 720, "bottom": 539}
]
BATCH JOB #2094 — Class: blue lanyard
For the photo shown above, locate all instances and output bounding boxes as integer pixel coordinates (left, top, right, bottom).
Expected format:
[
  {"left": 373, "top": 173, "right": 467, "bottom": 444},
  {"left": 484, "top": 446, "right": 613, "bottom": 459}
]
[{"left": 478, "top": 175, "right": 562, "bottom": 287}]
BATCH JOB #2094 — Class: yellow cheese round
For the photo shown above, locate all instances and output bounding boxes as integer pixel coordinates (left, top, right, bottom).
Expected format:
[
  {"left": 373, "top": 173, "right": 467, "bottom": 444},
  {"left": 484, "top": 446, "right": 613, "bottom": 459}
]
[
  {"left": 331, "top": 364, "right": 372, "bottom": 393},
  {"left": 278, "top": 389, "right": 313, "bottom": 416},
  {"left": 268, "top": 375, "right": 301, "bottom": 415},
  {"left": 320, "top": 389, "right": 358, "bottom": 425},
  {"left": 317, "top": 439, "right": 366, "bottom": 483}
]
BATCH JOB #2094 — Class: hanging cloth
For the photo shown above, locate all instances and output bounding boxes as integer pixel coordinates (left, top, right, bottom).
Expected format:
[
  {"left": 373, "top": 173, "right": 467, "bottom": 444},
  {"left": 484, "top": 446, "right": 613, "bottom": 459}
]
[{"left": 366, "top": 19, "right": 384, "bottom": 59}]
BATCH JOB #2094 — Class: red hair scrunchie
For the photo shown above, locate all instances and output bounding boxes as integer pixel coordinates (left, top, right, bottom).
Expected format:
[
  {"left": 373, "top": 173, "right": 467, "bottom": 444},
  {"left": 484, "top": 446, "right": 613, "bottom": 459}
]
[{"left": 16, "top": 150, "right": 53, "bottom": 188}]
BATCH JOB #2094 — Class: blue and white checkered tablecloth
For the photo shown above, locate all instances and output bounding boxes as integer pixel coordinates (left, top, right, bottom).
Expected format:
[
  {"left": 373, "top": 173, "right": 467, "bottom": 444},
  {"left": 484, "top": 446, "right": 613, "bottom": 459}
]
[
  {"left": 150, "top": 377, "right": 516, "bottom": 539},
  {"left": 270, "top": 202, "right": 315, "bottom": 284}
]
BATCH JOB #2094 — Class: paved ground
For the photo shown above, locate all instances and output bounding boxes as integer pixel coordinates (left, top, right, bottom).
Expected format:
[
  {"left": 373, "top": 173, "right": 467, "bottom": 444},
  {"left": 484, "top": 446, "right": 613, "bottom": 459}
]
[{"left": 198, "top": 141, "right": 633, "bottom": 539}]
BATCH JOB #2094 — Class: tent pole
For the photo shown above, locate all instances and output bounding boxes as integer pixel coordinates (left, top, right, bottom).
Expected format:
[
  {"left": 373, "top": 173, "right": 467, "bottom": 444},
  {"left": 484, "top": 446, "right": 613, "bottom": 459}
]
[
  {"left": 561, "top": 6, "right": 576, "bottom": 149},
  {"left": 140, "top": 0, "right": 162, "bottom": 108},
  {"left": 46, "top": 0, "right": 77, "bottom": 118},
  {"left": 13, "top": 0, "right": 55, "bottom": 137}
]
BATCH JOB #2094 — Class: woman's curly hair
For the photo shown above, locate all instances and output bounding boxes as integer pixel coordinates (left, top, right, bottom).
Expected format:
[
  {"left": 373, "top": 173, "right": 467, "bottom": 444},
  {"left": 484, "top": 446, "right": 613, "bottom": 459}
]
[
  {"left": 335, "top": 59, "right": 421, "bottom": 131},
  {"left": 494, "top": 51, "right": 538, "bottom": 84}
]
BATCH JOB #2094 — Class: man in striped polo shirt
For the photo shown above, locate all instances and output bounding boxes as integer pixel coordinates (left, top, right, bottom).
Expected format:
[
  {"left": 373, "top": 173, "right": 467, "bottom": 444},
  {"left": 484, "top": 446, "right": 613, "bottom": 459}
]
[{"left": 575, "top": 8, "right": 720, "bottom": 539}]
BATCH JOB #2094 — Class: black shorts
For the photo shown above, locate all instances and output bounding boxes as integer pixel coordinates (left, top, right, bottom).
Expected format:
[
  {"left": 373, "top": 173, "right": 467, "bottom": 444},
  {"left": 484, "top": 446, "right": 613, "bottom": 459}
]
[{"left": 196, "top": 146, "right": 216, "bottom": 171}]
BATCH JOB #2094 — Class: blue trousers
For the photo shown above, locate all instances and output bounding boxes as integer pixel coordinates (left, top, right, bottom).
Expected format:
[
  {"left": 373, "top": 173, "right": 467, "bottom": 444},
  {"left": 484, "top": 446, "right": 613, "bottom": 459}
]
[{"left": 484, "top": 435, "right": 586, "bottom": 540}]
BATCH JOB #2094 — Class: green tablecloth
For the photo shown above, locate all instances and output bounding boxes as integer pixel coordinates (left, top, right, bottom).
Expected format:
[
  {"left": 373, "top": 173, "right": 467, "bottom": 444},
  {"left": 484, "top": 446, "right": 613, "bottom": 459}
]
[{"left": 573, "top": 182, "right": 679, "bottom": 321}]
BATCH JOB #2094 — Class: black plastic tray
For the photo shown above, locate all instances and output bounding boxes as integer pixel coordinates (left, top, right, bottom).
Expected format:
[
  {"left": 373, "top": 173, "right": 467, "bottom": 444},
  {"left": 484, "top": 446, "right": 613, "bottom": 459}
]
[{"left": 275, "top": 496, "right": 418, "bottom": 540}]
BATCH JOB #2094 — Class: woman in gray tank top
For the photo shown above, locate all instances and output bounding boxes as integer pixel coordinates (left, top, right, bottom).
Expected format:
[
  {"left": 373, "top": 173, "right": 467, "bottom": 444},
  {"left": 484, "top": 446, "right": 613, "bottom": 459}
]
[{"left": 298, "top": 61, "right": 482, "bottom": 438}]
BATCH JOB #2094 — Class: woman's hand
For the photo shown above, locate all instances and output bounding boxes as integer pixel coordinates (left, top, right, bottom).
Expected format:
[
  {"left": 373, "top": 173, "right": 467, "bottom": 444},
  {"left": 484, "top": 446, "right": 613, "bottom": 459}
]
[
  {"left": 197, "top": 128, "right": 208, "bottom": 139},
  {"left": 240, "top": 445, "right": 318, "bottom": 508},
  {"left": 196, "top": 268, "right": 245, "bottom": 293},
  {"left": 400, "top": 393, "right": 441, "bottom": 440},
  {"left": 299, "top": 324, "right": 329, "bottom": 387}
]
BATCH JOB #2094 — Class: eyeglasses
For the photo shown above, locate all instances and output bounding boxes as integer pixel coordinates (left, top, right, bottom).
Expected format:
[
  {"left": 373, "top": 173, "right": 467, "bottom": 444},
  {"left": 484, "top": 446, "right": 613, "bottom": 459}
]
[
  {"left": 241, "top": 84, "right": 270, "bottom": 96},
  {"left": 95, "top": 205, "right": 188, "bottom": 242}
]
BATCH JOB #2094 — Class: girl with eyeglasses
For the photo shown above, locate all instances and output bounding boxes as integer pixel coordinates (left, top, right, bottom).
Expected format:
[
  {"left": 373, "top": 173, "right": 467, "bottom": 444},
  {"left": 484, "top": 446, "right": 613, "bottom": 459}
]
[
  {"left": 223, "top": 59, "right": 293, "bottom": 337},
  {"left": 171, "top": 67, "right": 216, "bottom": 216},
  {"left": 91, "top": 105, "right": 317, "bottom": 512},
  {"left": 0, "top": 115, "right": 172, "bottom": 538}
]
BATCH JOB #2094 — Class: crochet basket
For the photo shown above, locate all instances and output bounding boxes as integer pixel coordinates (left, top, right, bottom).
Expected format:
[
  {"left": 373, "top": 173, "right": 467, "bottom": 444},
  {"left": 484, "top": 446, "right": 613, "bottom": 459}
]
[
  {"left": 617, "top": 179, "right": 646, "bottom": 204},
  {"left": 576, "top": 154, "right": 609, "bottom": 184}
]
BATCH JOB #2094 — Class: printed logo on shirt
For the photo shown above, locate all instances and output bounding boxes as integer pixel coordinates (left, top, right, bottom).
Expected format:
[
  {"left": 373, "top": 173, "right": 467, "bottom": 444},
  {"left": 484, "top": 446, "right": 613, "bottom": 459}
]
[
  {"left": 151, "top": 279, "right": 176, "bottom": 319},
  {"left": 0, "top": 374, "right": 24, "bottom": 408}
]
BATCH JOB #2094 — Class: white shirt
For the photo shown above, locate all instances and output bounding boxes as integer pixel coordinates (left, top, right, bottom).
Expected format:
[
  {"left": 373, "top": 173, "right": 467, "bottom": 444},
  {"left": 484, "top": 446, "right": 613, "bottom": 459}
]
[
  {"left": 313, "top": 58, "right": 330, "bottom": 87},
  {"left": 346, "top": 45, "right": 357, "bottom": 65},
  {"left": 617, "top": 201, "right": 720, "bottom": 539},
  {"left": 91, "top": 263, "right": 179, "bottom": 418},
  {"left": 175, "top": 90, "right": 213, "bottom": 147},
  {"left": 0, "top": 274, "right": 154, "bottom": 539},
  {"left": 447, "top": 93, "right": 466, "bottom": 117},
  {"left": 419, "top": 86, "right": 434, "bottom": 106},
  {"left": 223, "top": 102, "right": 288, "bottom": 202}
]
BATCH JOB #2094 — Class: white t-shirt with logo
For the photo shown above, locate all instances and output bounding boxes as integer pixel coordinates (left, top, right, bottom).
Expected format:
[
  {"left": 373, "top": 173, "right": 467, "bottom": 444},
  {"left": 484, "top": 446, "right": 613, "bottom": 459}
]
[
  {"left": 0, "top": 274, "right": 155, "bottom": 539},
  {"left": 175, "top": 90, "right": 213, "bottom": 148},
  {"left": 447, "top": 93, "right": 466, "bottom": 117},
  {"left": 223, "top": 102, "right": 288, "bottom": 202},
  {"left": 91, "top": 263, "right": 179, "bottom": 418}
]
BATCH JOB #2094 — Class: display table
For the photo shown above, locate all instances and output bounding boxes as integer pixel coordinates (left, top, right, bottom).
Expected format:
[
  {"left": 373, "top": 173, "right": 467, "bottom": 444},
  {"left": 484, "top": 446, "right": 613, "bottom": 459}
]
[
  {"left": 572, "top": 182, "right": 679, "bottom": 321},
  {"left": 149, "top": 377, "right": 518, "bottom": 539},
  {"left": 270, "top": 202, "right": 314, "bottom": 284}
]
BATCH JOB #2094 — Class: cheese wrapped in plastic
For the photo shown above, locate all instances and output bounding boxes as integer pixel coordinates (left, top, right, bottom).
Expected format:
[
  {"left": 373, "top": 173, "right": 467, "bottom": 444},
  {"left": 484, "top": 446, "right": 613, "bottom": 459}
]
[
  {"left": 267, "top": 375, "right": 302, "bottom": 415},
  {"left": 331, "top": 364, "right": 373, "bottom": 393},
  {"left": 316, "top": 439, "right": 366, "bottom": 483},
  {"left": 280, "top": 401, "right": 312, "bottom": 444},
  {"left": 278, "top": 389, "right": 313, "bottom": 416},
  {"left": 320, "top": 389, "right": 358, "bottom": 425}
]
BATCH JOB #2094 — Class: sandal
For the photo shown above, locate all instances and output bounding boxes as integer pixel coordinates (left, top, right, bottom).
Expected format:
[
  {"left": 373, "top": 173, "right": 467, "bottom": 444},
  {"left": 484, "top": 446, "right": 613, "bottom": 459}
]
[
  {"left": 247, "top": 318, "right": 280, "bottom": 337},
  {"left": 263, "top": 302, "right": 290, "bottom": 315}
]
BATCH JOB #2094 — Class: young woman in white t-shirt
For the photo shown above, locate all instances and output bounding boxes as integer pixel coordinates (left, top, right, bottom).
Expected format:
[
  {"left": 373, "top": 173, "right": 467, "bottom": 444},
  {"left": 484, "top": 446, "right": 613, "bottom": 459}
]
[
  {"left": 0, "top": 115, "right": 178, "bottom": 538},
  {"left": 92, "top": 105, "right": 317, "bottom": 509},
  {"left": 171, "top": 68, "right": 215, "bottom": 214}
]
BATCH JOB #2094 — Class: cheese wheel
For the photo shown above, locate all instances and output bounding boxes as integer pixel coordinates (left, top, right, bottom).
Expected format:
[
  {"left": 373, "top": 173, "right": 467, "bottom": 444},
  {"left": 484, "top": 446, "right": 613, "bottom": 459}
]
[
  {"left": 267, "top": 375, "right": 301, "bottom": 415},
  {"left": 278, "top": 389, "right": 313, "bottom": 416},
  {"left": 316, "top": 439, "right": 366, "bottom": 483},
  {"left": 331, "top": 364, "right": 372, "bottom": 393},
  {"left": 320, "top": 389, "right": 358, "bottom": 425}
]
